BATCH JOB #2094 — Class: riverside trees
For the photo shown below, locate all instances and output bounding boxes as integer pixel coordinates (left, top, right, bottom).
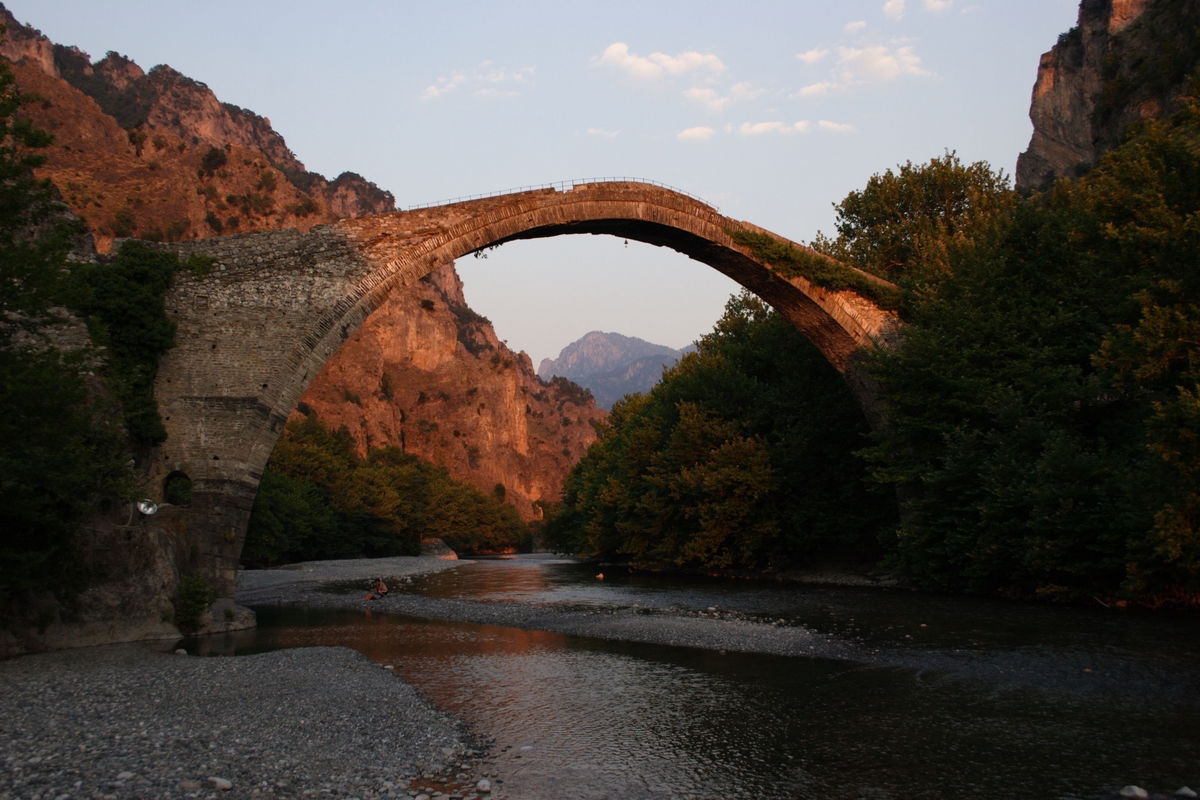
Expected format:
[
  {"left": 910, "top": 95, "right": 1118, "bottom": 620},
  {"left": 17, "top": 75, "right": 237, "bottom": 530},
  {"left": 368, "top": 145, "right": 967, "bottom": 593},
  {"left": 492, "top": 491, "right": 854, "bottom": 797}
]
[
  {"left": 547, "top": 120, "right": 1200, "bottom": 605},
  {"left": 243, "top": 410, "right": 530, "bottom": 566},
  {"left": 543, "top": 291, "right": 894, "bottom": 572}
]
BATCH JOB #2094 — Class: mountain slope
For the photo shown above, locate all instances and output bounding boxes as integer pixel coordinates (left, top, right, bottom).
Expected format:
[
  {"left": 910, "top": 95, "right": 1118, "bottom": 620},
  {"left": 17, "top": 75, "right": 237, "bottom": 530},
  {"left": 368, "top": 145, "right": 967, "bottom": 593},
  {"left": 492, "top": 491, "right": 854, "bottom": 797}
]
[{"left": 0, "top": 3, "right": 603, "bottom": 520}]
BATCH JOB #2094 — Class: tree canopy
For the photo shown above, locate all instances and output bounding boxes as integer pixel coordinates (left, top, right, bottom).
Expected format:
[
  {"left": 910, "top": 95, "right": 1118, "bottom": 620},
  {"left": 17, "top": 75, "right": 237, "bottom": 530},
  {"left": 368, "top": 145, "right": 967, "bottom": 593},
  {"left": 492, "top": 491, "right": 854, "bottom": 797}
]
[
  {"left": 543, "top": 291, "right": 895, "bottom": 573},
  {"left": 859, "top": 112, "right": 1200, "bottom": 602},
  {"left": 243, "top": 411, "right": 530, "bottom": 567}
]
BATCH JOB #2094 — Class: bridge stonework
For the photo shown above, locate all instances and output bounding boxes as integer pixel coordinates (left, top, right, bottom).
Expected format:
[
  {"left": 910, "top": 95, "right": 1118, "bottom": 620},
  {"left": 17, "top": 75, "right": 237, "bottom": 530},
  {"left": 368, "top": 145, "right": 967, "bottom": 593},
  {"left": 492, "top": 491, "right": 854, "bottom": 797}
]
[{"left": 151, "top": 181, "right": 895, "bottom": 595}]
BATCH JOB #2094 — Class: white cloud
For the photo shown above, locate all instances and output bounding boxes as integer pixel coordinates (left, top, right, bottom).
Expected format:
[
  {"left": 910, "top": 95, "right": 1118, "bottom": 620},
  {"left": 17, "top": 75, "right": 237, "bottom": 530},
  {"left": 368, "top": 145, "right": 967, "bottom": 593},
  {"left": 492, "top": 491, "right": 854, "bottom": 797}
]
[
  {"left": 738, "top": 120, "right": 811, "bottom": 136},
  {"left": 818, "top": 119, "right": 856, "bottom": 133},
  {"left": 796, "top": 47, "right": 829, "bottom": 65},
  {"left": 421, "top": 71, "right": 467, "bottom": 100},
  {"left": 835, "top": 44, "right": 929, "bottom": 83},
  {"left": 678, "top": 126, "right": 716, "bottom": 141},
  {"left": 421, "top": 62, "right": 534, "bottom": 101},
  {"left": 596, "top": 42, "right": 725, "bottom": 82},
  {"left": 844, "top": 20, "right": 867, "bottom": 34},
  {"left": 684, "top": 81, "right": 763, "bottom": 113},
  {"left": 794, "top": 81, "right": 836, "bottom": 98},
  {"left": 792, "top": 42, "right": 929, "bottom": 100},
  {"left": 923, "top": 0, "right": 954, "bottom": 10},
  {"left": 883, "top": 0, "right": 905, "bottom": 19},
  {"left": 586, "top": 128, "right": 621, "bottom": 138}
]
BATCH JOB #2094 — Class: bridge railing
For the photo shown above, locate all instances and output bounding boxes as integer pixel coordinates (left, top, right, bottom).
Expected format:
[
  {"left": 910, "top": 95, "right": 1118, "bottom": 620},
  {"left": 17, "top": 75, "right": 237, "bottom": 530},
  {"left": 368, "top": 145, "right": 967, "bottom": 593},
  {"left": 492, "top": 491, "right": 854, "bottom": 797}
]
[{"left": 403, "top": 177, "right": 719, "bottom": 213}]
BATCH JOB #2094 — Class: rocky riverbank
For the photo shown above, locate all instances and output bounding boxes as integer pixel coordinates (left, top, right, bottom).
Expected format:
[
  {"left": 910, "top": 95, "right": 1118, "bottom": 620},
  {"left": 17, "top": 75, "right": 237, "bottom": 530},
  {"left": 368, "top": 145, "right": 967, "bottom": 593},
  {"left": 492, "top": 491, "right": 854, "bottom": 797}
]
[{"left": 0, "top": 557, "right": 494, "bottom": 800}]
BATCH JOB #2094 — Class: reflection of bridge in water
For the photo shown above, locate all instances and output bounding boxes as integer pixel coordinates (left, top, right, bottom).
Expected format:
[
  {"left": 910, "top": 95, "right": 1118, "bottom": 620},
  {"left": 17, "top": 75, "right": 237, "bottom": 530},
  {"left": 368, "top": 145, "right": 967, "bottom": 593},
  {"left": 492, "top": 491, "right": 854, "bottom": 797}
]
[{"left": 150, "top": 180, "right": 897, "bottom": 592}]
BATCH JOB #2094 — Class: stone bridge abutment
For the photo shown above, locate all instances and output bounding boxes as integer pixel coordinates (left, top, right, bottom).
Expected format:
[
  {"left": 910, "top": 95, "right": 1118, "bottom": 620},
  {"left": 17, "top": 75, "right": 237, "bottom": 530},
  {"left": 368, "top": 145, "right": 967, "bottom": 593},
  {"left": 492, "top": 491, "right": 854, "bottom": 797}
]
[{"left": 148, "top": 181, "right": 896, "bottom": 596}]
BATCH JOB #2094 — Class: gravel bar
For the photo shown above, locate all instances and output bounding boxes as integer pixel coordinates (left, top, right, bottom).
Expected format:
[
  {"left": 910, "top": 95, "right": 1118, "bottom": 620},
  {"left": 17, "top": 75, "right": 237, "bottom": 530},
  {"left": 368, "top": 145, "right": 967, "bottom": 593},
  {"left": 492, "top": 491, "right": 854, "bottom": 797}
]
[{"left": 0, "top": 557, "right": 492, "bottom": 800}]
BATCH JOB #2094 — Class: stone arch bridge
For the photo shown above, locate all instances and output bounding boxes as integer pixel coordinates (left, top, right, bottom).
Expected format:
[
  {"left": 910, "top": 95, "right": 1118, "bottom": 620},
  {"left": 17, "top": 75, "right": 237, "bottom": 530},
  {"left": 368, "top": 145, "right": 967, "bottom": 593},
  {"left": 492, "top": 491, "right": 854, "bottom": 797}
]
[{"left": 151, "top": 180, "right": 896, "bottom": 594}]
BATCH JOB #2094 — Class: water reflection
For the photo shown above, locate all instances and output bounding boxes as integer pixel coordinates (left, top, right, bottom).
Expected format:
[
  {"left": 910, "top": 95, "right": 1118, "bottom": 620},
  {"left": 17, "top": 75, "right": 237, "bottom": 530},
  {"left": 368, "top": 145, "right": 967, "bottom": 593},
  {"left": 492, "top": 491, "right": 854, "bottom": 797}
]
[{"left": 217, "top": 558, "right": 1199, "bottom": 799}]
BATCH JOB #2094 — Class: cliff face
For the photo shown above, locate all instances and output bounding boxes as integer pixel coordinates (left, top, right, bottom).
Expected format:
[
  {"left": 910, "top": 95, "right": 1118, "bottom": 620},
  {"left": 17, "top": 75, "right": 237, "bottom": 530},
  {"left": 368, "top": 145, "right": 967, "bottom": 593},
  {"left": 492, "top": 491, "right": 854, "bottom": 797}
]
[
  {"left": 0, "top": 3, "right": 603, "bottom": 522},
  {"left": 1016, "top": 0, "right": 1200, "bottom": 191},
  {"left": 0, "top": 8, "right": 395, "bottom": 253},
  {"left": 298, "top": 268, "right": 605, "bottom": 520}
]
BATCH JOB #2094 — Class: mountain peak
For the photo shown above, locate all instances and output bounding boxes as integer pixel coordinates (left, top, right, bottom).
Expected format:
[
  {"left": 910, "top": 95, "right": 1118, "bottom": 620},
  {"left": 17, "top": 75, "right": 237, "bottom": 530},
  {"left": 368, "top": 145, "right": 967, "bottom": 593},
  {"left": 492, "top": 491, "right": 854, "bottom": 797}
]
[{"left": 539, "top": 331, "right": 688, "bottom": 409}]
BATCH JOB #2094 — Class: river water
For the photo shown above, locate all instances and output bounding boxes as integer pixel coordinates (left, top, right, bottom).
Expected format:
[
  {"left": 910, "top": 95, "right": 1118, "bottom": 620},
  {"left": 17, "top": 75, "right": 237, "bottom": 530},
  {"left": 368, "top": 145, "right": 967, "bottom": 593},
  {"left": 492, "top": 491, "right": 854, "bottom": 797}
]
[{"left": 230, "top": 555, "right": 1198, "bottom": 799}]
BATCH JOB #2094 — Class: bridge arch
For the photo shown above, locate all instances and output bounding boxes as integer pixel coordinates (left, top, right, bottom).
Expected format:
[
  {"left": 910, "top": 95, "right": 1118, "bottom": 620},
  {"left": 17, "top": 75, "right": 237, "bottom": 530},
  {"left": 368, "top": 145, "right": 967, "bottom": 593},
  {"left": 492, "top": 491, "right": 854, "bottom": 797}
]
[{"left": 151, "top": 180, "right": 896, "bottom": 593}]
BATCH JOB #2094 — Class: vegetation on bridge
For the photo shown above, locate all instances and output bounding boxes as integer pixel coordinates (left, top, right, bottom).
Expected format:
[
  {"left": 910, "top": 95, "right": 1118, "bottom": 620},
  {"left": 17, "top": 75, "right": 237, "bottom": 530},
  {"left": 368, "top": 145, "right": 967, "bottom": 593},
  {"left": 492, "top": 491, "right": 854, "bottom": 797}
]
[{"left": 728, "top": 229, "right": 904, "bottom": 311}]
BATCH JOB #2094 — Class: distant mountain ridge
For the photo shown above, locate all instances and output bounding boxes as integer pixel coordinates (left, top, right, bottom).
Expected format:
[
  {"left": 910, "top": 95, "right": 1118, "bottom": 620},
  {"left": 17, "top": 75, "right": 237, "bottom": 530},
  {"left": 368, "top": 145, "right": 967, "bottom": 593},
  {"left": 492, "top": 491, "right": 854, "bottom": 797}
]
[{"left": 539, "top": 331, "right": 689, "bottom": 409}]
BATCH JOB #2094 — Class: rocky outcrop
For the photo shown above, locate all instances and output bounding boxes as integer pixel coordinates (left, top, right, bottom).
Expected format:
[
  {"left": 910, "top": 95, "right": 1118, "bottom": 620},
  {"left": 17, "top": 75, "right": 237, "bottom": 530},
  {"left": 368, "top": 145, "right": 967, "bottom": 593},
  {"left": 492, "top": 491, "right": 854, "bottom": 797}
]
[
  {"left": 0, "top": 3, "right": 394, "bottom": 252},
  {"left": 1016, "top": 0, "right": 1200, "bottom": 191},
  {"left": 539, "top": 331, "right": 687, "bottom": 410}
]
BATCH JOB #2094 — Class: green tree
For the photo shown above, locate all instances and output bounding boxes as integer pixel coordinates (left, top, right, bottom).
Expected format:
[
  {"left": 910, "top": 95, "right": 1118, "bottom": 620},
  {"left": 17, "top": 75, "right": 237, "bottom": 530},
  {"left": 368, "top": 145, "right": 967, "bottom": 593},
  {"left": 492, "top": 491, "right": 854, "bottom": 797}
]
[
  {"left": 814, "top": 152, "right": 1014, "bottom": 298},
  {"left": 863, "top": 112, "right": 1200, "bottom": 602},
  {"left": 244, "top": 410, "right": 530, "bottom": 566}
]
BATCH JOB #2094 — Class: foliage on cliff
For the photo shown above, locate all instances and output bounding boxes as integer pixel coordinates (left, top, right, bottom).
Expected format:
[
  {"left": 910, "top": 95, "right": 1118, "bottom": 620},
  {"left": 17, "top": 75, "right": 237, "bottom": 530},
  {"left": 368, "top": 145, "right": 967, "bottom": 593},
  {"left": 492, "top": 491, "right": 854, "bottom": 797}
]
[
  {"left": 68, "top": 241, "right": 208, "bottom": 447},
  {"left": 543, "top": 292, "right": 895, "bottom": 572},
  {"left": 859, "top": 111, "right": 1200, "bottom": 603},
  {"left": 243, "top": 411, "right": 529, "bottom": 567},
  {"left": 0, "top": 59, "right": 131, "bottom": 618}
]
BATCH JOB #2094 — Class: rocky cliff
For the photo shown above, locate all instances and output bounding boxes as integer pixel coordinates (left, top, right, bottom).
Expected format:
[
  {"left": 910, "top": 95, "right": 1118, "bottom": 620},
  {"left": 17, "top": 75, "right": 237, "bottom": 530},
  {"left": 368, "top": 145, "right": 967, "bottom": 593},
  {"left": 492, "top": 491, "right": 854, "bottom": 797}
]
[
  {"left": 539, "top": 331, "right": 687, "bottom": 410},
  {"left": 1016, "top": 0, "right": 1200, "bottom": 191},
  {"left": 297, "top": 267, "right": 604, "bottom": 520},
  {"left": 0, "top": 3, "right": 602, "bottom": 522}
]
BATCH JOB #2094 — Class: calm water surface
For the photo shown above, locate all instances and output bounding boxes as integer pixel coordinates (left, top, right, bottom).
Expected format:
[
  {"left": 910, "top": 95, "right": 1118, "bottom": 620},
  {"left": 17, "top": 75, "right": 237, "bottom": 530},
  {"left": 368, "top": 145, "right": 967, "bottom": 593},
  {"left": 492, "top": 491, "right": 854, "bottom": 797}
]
[{"left": 222, "top": 556, "right": 1199, "bottom": 799}]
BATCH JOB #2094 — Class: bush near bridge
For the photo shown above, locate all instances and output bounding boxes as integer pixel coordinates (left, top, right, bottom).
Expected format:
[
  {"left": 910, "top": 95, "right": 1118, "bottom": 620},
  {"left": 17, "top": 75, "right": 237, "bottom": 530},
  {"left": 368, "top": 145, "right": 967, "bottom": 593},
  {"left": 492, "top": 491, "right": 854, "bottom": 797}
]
[{"left": 243, "top": 410, "right": 529, "bottom": 567}]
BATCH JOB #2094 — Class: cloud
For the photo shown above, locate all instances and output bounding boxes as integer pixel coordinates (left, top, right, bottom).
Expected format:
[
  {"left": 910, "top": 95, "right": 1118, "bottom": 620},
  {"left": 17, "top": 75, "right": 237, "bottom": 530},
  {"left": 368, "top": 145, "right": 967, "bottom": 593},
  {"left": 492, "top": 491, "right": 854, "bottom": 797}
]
[
  {"left": 796, "top": 47, "right": 830, "bottom": 65},
  {"left": 596, "top": 42, "right": 725, "bottom": 82},
  {"left": 817, "top": 119, "right": 856, "bottom": 133},
  {"left": 883, "top": 0, "right": 905, "bottom": 19},
  {"left": 923, "top": 0, "right": 954, "bottom": 9},
  {"left": 421, "top": 62, "right": 535, "bottom": 101},
  {"left": 683, "top": 81, "right": 763, "bottom": 113},
  {"left": 586, "top": 128, "right": 621, "bottom": 138},
  {"left": 677, "top": 126, "right": 716, "bottom": 141},
  {"left": 844, "top": 20, "right": 867, "bottom": 34},
  {"left": 738, "top": 120, "right": 812, "bottom": 136},
  {"left": 795, "top": 81, "right": 836, "bottom": 98},
  {"left": 421, "top": 71, "right": 467, "bottom": 100},
  {"left": 835, "top": 44, "right": 929, "bottom": 83}
]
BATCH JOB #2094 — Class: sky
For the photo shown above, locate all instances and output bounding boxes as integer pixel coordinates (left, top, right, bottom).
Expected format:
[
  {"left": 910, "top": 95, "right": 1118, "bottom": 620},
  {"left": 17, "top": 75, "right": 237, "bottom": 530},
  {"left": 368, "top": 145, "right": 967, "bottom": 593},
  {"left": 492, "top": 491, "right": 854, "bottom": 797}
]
[{"left": 8, "top": 0, "right": 1082, "bottom": 365}]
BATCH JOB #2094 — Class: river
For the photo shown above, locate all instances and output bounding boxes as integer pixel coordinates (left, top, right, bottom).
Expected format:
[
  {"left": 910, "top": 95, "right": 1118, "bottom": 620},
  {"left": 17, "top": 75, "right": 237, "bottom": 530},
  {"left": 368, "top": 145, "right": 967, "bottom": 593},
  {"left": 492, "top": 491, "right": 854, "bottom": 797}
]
[{"left": 219, "top": 555, "right": 1198, "bottom": 799}]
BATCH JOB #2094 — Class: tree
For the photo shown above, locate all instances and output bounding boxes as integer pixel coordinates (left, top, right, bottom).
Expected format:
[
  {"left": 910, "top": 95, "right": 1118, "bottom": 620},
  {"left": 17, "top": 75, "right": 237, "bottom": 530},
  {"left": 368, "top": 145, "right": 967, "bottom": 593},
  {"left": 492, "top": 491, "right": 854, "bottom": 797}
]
[
  {"left": 862, "top": 112, "right": 1200, "bottom": 602},
  {"left": 814, "top": 152, "right": 1014, "bottom": 299}
]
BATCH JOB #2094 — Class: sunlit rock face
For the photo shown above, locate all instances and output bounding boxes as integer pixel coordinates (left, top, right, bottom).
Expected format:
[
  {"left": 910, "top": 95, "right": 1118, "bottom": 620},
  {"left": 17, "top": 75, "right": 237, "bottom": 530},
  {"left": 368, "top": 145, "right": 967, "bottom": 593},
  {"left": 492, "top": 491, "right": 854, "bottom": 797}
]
[
  {"left": 0, "top": 5, "right": 395, "bottom": 253},
  {"left": 296, "top": 264, "right": 606, "bottom": 521},
  {"left": 1015, "top": 0, "right": 1195, "bottom": 192}
]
